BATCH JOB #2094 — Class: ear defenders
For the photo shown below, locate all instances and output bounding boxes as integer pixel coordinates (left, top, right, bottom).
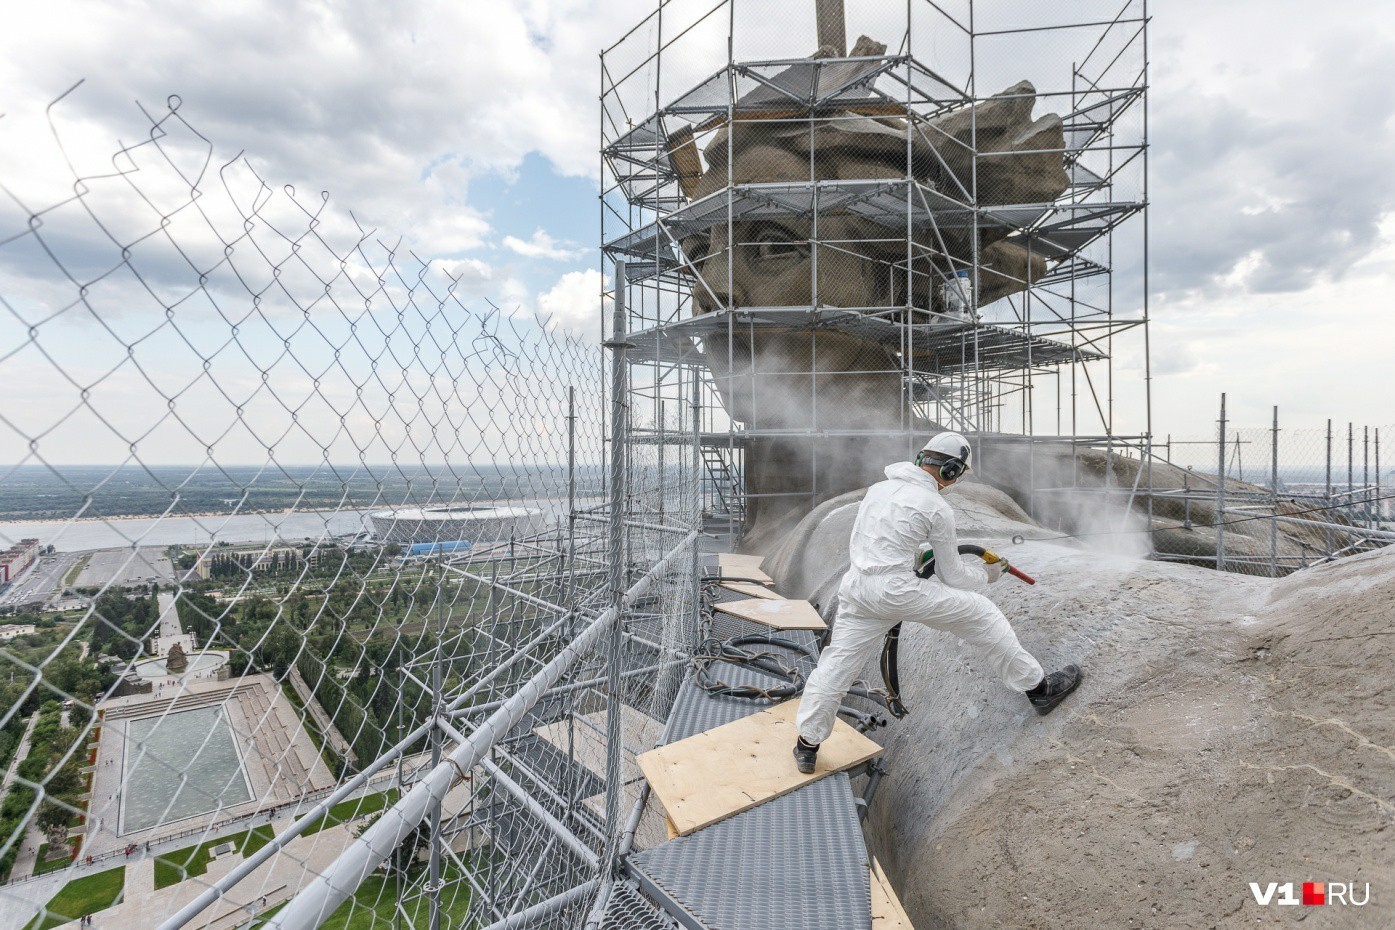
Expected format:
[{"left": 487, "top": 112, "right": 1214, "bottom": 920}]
[
  {"left": 915, "top": 445, "right": 969, "bottom": 481},
  {"left": 937, "top": 452, "right": 968, "bottom": 482}
]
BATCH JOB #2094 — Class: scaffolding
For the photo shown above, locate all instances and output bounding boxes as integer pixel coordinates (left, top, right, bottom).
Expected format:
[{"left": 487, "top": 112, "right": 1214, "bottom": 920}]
[{"left": 602, "top": 0, "right": 1151, "bottom": 542}]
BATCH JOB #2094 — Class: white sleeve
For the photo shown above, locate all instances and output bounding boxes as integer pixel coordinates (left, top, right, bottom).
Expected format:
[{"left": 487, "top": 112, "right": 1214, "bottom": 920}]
[{"left": 925, "top": 506, "right": 989, "bottom": 590}]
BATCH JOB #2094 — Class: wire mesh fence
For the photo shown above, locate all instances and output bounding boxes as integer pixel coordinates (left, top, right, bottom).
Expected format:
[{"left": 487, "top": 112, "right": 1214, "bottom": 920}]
[
  {"left": 1149, "top": 399, "right": 1391, "bottom": 576},
  {"left": 0, "top": 89, "right": 701, "bottom": 930}
]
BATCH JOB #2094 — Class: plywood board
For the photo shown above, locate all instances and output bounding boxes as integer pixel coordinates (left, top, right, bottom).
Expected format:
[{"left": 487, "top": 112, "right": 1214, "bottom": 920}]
[
  {"left": 717, "top": 552, "right": 765, "bottom": 569},
  {"left": 637, "top": 699, "right": 882, "bottom": 837},
  {"left": 718, "top": 581, "right": 783, "bottom": 600},
  {"left": 871, "top": 858, "right": 914, "bottom": 929},
  {"left": 713, "top": 597, "right": 828, "bottom": 630},
  {"left": 714, "top": 564, "right": 774, "bottom": 583},
  {"left": 532, "top": 706, "right": 664, "bottom": 783}
]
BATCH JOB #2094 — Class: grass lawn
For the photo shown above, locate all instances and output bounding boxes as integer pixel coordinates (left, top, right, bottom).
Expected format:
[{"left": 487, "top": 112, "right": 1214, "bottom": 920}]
[
  {"left": 303, "top": 790, "right": 399, "bottom": 838},
  {"left": 23, "top": 866, "right": 123, "bottom": 930},
  {"left": 251, "top": 865, "right": 473, "bottom": 929},
  {"left": 153, "top": 840, "right": 214, "bottom": 890},
  {"left": 153, "top": 824, "right": 279, "bottom": 890},
  {"left": 61, "top": 554, "right": 91, "bottom": 588},
  {"left": 239, "top": 823, "right": 276, "bottom": 856},
  {"left": 32, "top": 842, "right": 75, "bottom": 876}
]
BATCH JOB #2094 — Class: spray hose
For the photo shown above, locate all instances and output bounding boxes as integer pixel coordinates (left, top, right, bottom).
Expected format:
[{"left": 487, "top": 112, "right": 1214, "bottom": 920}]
[
  {"left": 957, "top": 544, "right": 1036, "bottom": 585},
  {"left": 884, "top": 544, "right": 1037, "bottom": 717},
  {"left": 692, "top": 582, "right": 893, "bottom": 730}
]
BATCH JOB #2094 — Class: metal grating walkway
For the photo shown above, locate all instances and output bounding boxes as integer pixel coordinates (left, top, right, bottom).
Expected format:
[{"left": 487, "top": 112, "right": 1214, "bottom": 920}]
[
  {"left": 603, "top": 561, "right": 880, "bottom": 928},
  {"left": 630, "top": 775, "right": 870, "bottom": 930}
]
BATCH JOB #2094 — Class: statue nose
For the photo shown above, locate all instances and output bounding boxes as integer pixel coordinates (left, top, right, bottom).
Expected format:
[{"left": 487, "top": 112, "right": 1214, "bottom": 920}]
[{"left": 693, "top": 266, "right": 734, "bottom": 312}]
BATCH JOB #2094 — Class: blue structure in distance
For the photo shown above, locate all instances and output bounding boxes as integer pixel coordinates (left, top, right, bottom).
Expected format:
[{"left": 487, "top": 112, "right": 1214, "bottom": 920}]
[{"left": 405, "top": 540, "right": 472, "bottom": 557}]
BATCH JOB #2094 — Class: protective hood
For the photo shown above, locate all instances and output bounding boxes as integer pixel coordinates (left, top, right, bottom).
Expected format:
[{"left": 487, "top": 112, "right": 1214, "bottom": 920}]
[{"left": 885, "top": 460, "right": 942, "bottom": 489}]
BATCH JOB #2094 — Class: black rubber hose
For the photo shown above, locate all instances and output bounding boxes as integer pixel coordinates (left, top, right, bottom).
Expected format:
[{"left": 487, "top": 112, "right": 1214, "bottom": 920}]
[
  {"left": 691, "top": 633, "right": 815, "bottom": 700},
  {"left": 915, "top": 543, "right": 986, "bottom": 578}
]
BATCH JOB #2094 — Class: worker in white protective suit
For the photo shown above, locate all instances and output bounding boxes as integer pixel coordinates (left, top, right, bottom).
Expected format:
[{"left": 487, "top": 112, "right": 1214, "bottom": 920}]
[{"left": 793, "top": 431, "right": 1082, "bottom": 774}]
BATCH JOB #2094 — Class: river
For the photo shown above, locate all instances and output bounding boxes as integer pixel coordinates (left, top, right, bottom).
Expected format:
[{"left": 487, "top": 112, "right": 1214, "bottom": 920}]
[{"left": 0, "top": 497, "right": 588, "bottom": 553}]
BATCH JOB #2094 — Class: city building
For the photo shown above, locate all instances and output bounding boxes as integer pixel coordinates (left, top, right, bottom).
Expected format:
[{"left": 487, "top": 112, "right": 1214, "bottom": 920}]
[{"left": 0, "top": 538, "right": 40, "bottom": 584}]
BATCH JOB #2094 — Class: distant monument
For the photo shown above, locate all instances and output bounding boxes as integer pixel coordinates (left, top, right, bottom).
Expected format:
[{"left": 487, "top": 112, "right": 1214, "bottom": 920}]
[
  {"left": 43, "top": 824, "right": 69, "bottom": 856},
  {"left": 166, "top": 642, "right": 189, "bottom": 672}
]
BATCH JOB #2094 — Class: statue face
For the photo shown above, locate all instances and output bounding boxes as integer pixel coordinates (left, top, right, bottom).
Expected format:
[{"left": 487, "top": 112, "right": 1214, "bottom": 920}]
[
  {"left": 677, "top": 131, "right": 915, "bottom": 548},
  {"left": 682, "top": 139, "right": 910, "bottom": 314},
  {"left": 683, "top": 217, "right": 898, "bottom": 314},
  {"left": 670, "top": 91, "right": 1067, "bottom": 547}
]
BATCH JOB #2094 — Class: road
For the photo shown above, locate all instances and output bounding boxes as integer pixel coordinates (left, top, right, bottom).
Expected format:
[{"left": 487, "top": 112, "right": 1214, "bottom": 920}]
[
  {"left": 0, "top": 711, "right": 39, "bottom": 797},
  {"left": 2, "top": 711, "right": 46, "bottom": 882},
  {"left": 0, "top": 552, "right": 77, "bottom": 610},
  {"left": 157, "top": 591, "right": 182, "bottom": 639},
  {"left": 1, "top": 546, "right": 176, "bottom": 613}
]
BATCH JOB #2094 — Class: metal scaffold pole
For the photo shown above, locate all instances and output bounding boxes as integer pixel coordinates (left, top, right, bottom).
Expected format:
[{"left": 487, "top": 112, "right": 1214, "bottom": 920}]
[
  {"left": 427, "top": 572, "right": 445, "bottom": 930},
  {"left": 1327, "top": 418, "right": 1334, "bottom": 557},
  {"left": 1270, "top": 407, "right": 1279, "bottom": 577},
  {"left": 604, "top": 258, "right": 629, "bottom": 851},
  {"left": 261, "top": 531, "right": 698, "bottom": 930},
  {"left": 1216, "top": 393, "right": 1227, "bottom": 572}
]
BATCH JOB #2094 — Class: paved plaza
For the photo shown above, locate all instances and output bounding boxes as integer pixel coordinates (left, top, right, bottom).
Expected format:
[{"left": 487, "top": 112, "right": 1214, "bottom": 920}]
[
  {"left": 74, "top": 547, "right": 174, "bottom": 589},
  {"left": 85, "top": 674, "right": 335, "bottom": 858}
]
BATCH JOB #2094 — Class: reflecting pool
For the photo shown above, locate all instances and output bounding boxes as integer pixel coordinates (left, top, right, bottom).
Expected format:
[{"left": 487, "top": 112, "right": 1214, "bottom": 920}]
[{"left": 121, "top": 705, "right": 251, "bottom": 833}]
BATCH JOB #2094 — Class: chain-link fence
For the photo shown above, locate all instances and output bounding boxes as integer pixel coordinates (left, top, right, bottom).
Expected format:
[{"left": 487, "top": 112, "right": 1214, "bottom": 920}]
[
  {"left": 0, "top": 89, "right": 700, "bottom": 930},
  {"left": 1148, "top": 397, "right": 1391, "bottom": 576}
]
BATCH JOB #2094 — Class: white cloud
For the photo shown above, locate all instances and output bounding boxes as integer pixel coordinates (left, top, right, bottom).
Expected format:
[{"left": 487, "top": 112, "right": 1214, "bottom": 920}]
[
  {"left": 3, "top": 0, "right": 1395, "bottom": 465},
  {"left": 503, "top": 229, "right": 585, "bottom": 261},
  {"left": 0, "top": 0, "right": 649, "bottom": 269},
  {"left": 535, "top": 268, "right": 602, "bottom": 339},
  {"left": 435, "top": 258, "right": 496, "bottom": 293}
]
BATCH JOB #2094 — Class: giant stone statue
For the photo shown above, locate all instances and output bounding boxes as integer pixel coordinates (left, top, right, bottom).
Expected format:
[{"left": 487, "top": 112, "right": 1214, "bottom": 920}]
[{"left": 680, "top": 37, "right": 1069, "bottom": 551}]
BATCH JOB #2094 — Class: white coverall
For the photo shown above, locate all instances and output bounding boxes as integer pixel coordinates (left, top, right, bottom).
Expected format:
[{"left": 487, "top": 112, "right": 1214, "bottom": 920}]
[{"left": 795, "top": 461, "right": 1045, "bottom": 745}]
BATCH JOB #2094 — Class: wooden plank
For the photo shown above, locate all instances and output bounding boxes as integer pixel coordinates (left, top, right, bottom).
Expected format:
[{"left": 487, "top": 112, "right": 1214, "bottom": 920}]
[
  {"left": 717, "top": 552, "right": 765, "bottom": 569},
  {"left": 713, "top": 597, "right": 827, "bottom": 631},
  {"left": 667, "top": 125, "right": 704, "bottom": 200},
  {"left": 870, "top": 858, "right": 914, "bottom": 929},
  {"left": 637, "top": 699, "right": 881, "bottom": 837},
  {"left": 718, "top": 581, "right": 783, "bottom": 600},
  {"left": 714, "top": 564, "right": 774, "bottom": 583}
]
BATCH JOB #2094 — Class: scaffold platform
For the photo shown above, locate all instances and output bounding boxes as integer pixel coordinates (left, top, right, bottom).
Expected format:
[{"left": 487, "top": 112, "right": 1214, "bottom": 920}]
[
  {"left": 600, "top": 556, "right": 907, "bottom": 930},
  {"left": 622, "top": 306, "right": 1103, "bottom": 378},
  {"left": 603, "top": 180, "right": 1142, "bottom": 281}
]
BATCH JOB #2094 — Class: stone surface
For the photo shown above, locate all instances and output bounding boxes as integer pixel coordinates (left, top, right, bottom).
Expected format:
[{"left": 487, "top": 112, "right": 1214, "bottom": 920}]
[{"left": 761, "top": 485, "right": 1394, "bottom": 928}]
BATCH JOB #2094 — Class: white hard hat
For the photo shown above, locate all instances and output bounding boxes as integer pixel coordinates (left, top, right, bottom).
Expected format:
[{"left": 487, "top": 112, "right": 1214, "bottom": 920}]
[{"left": 918, "top": 431, "right": 972, "bottom": 475}]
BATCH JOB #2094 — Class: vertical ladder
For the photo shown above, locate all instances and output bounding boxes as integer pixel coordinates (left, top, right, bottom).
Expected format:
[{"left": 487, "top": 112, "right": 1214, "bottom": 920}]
[{"left": 700, "top": 446, "right": 744, "bottom": 521}]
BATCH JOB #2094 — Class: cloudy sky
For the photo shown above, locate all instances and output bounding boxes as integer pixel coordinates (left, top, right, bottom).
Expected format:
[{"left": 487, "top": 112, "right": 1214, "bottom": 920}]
[{"left": 1, "top": 0, "right": 1392, "bottom": 467}]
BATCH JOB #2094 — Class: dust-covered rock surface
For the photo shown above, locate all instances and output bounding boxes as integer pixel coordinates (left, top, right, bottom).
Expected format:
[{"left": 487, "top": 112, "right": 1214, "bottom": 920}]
[{"left": 762, "top": 481, "right": 1393, "bottom": 928}]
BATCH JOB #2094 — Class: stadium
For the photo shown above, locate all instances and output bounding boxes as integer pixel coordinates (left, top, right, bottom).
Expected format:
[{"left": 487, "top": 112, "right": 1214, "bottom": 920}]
[{"left": 367, "top": 504, "right": 545, "bottom": 546}]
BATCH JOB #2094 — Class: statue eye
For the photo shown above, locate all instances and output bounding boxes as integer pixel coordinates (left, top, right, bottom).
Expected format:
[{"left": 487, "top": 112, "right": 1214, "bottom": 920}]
[{"left": 753, "top": 225, "right": 806, "bottom": 262}]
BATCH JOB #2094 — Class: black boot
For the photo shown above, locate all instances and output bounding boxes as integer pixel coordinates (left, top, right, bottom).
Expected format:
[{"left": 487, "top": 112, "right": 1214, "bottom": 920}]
[
  {"left": 1026, "top": 664, "right": 1083, "bottom": 715},
  {"left": 793, "top": 736, "right": 819, "bottom": 775}
]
